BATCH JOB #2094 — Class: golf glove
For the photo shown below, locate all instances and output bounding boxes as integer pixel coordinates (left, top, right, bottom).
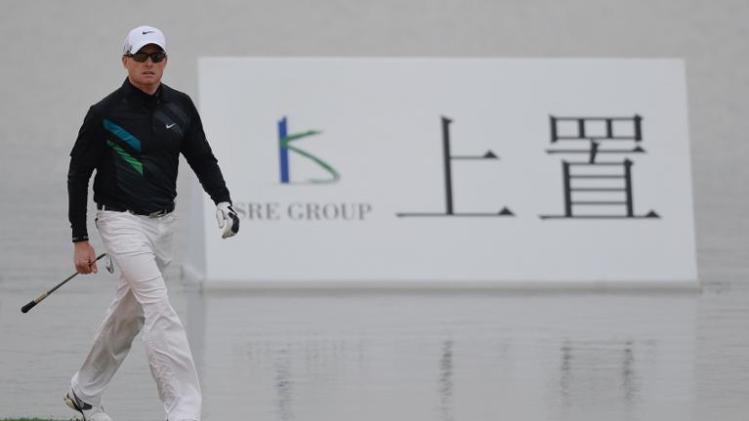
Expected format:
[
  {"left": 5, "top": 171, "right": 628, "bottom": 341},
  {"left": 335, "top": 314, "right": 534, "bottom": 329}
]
[{"left": 216, "top": 201, "right": 240, "bottom": 239}]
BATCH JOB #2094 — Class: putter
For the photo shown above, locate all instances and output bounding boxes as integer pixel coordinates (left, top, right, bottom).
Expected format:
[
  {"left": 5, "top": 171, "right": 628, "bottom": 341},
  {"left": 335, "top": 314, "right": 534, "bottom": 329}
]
[{"left": 21, "top": 253, "right": 108, "bottom": 314}]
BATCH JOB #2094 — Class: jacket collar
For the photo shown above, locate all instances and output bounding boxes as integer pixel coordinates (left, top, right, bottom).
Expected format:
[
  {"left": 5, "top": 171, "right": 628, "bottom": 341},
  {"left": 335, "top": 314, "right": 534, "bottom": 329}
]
[{"left": 121, "top": 78, "right": 172, "bottom": 106}]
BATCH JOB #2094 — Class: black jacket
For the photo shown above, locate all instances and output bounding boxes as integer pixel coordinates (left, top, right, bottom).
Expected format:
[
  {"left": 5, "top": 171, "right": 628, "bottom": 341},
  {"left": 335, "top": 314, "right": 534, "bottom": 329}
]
[{"left": 68, "top": 78, "right": 231, "bottom": 242}]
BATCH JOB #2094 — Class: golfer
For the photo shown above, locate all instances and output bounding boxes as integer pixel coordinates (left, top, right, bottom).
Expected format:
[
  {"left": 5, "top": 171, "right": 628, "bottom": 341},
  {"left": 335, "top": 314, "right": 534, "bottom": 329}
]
[{"left": 65, "top": 25, "right": 238, "bottom": 421}]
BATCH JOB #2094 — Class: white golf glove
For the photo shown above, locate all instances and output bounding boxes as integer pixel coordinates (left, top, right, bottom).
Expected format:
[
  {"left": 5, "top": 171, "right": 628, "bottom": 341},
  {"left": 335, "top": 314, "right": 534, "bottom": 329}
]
[{"left": 216, "top": 201, "right": 239, "bottom": 239}]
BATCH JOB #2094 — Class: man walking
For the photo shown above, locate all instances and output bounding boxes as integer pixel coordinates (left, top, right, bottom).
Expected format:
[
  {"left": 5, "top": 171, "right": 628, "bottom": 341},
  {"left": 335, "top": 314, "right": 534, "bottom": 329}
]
[{"left": 65, "top": 25, "right": 238, "bottom": 421}]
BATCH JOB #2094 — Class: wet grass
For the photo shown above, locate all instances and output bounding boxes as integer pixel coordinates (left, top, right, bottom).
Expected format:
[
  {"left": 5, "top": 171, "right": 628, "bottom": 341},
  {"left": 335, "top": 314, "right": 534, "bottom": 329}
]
[{"left": 1, "top": 419, "right": 72, "bottom": 421}]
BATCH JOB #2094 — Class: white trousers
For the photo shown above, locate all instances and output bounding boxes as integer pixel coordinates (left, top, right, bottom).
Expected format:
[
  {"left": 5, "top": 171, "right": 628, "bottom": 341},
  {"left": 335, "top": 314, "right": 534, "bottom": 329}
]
[{"left": 71, "top": 210, "right": 201, "bottom": 421}]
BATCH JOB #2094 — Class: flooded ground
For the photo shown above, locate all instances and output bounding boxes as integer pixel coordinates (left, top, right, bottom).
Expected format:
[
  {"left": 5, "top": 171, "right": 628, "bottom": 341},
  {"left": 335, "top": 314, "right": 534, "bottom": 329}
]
[{"left": 1, "top": 276, "right": 748, "bottom": 421}]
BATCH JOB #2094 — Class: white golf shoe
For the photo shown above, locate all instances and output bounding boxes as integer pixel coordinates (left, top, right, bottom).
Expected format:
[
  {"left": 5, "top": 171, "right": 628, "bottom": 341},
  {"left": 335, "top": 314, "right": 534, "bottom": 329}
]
[{"left": 64, "top": 390, "right": 113, "bottom": 421}]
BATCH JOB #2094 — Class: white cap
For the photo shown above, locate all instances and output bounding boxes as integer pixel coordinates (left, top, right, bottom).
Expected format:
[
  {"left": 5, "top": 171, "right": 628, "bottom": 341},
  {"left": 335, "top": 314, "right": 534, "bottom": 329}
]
[{"left": 123, "top": 25, "right": 166, "bottom": 55}]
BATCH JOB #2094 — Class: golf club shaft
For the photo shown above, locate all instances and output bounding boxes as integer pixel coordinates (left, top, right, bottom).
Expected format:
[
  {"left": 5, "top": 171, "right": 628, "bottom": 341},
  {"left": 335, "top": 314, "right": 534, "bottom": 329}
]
[{"left": 21, "top": 253, "right": 107, "bottom": 313}]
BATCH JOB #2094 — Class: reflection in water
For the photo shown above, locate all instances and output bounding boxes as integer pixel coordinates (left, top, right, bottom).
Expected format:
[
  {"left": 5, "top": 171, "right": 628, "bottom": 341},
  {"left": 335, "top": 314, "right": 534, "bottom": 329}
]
[
  {"left": 186, "top": 293, "right": 700, "bottom": 421},
  {"left": 4, "top": 286, "right": 749, "bottom": 420},
  {"left": 274, "top": 347, "right": 294, "bottom": 421},
  {"left": 186, "top": 288, "right": 206, "bottom": 381},
  {"left": 557, "top": 338, "right": 643, "bottom": 421},
  {"left": 559, "top": 340, "right": 573, "bottom": 409},
  {"left": 438, "top": 339, "right": 454, "bottom": 421},
  {"left": 621, "top": 341, "right": 637, "bottom": 406}
]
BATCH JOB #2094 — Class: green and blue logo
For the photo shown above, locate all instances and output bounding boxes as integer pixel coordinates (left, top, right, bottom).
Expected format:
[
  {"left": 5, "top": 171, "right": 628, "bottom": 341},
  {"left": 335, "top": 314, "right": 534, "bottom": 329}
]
[
  {"left": 103, "top": 119, "right": 143, "bottom": 175},
  {"left": 278, "top": 116, "right": 339, "bottom": 184}
]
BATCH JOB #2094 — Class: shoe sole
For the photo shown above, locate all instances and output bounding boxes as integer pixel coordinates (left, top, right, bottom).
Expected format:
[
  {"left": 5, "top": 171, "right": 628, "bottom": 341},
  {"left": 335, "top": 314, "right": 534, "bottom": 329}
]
[{"left": 64, "top": 394, "right": 87, "bottom": 421}]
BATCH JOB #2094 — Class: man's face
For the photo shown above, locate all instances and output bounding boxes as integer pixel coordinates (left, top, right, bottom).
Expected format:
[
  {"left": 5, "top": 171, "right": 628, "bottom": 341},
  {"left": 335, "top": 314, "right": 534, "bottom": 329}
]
[{"left": 122, "top": 44, "right": 167, "bottom": 91}]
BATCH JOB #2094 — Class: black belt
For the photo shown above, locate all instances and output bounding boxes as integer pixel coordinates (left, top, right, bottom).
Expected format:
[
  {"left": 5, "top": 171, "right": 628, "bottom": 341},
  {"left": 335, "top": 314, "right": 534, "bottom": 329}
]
[{"left": 97, "top": 203, "right": 174, "bottom": 217}]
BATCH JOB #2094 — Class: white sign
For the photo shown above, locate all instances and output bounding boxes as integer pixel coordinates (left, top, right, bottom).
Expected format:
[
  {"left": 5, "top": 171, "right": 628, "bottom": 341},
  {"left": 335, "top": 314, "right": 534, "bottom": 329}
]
[{"left": 185, "top": 58, "right": 697, "bottom": 288}]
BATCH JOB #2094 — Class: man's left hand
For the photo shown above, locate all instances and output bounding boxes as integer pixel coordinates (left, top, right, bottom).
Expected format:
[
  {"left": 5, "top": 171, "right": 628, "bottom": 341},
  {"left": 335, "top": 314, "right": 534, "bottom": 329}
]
[{"left": 216, "top": 202, "right": 239, "bottom": 239}]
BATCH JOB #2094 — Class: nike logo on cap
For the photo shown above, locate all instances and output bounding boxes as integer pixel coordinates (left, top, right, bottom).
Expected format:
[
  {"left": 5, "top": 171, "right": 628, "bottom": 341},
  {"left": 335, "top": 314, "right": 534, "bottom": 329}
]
[
  {"left": 166, "top": 123, "right": 176, "bottom": 129},
  {"left": 142, "top": 30, "right": 155, "bottom": 35}
]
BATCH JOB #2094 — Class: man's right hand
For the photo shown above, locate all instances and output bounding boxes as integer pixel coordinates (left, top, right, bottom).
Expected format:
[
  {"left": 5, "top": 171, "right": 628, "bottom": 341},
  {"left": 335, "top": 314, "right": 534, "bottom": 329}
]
[{"left": 74, "top": 241, "right": 98, "bottom": 274}]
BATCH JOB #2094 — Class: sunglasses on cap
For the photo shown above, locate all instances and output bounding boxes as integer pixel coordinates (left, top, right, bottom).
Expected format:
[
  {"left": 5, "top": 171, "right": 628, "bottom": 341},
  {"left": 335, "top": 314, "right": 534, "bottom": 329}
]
[{"left": 125, "top": 51, "right": 167, "bottom": 63}]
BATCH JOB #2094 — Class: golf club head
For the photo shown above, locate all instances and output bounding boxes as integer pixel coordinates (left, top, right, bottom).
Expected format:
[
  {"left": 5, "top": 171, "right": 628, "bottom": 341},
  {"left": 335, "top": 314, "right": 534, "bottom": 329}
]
[{"left": 105, "top": 255, "right": 115, "bottom": 274}]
